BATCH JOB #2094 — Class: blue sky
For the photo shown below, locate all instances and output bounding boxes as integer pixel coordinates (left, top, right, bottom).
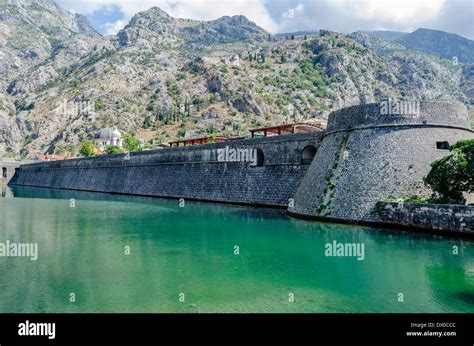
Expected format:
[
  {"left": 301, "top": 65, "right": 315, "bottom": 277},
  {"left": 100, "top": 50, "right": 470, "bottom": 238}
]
[{"left": 56, "top": 0, "right": 474, "bottom": 39}]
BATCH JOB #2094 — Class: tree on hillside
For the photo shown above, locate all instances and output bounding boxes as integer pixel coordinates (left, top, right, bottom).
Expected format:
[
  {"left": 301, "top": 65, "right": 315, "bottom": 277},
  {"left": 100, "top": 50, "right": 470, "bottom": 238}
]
[
  {"left": 79, "top": 140, "right": 95, "bottom": 157},
  {"left": 424, "top": 139, "right": 473, "bottom": 203},
  {"left": 143, "top": 115, "right": 152, "bottom": 128},
  {"left": 123, "top": 134, "right": 142, "bottom": 152}
]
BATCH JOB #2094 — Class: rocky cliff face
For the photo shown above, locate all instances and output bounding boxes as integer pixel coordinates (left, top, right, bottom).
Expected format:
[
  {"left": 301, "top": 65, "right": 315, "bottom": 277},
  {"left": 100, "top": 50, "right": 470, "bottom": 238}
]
[
  {"left": 0, "top": 0, "right": 101, "bottom": 155},
  {"left": 0, "top": 0, "right": 98, "bottom": 81},
  {"left": 396, "top": 29, "right": 474, "bottom": 64},
  {"left": 0, "top": 0, "right": 473, "bottom": 158},
  {"left": 364, "top": 29, "right": 474, "bottom": 63}
]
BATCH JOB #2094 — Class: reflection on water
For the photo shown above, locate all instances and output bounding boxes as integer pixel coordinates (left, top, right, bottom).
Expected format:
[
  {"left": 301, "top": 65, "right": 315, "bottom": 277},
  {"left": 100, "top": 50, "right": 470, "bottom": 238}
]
[
  {"left": 1, "top": 184, "right": 14, "bottom": 198},
  {"left": 0, "top": 185, "right": 473, "bottom": 313}
]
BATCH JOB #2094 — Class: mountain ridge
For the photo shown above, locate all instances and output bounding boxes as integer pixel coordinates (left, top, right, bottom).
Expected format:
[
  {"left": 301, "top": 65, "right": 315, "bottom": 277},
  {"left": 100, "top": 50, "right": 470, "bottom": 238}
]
[
  {"left": 364, "top": 28, "right": 474, "bottom": 63},
  {"left": 0, "top": 0, "right": 472, "bottom": 158}
]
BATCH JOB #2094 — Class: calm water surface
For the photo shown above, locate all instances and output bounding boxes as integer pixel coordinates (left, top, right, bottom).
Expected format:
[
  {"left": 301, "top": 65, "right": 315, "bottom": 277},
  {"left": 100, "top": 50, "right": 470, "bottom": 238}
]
[{"left": 0, "top": 185, "right": 473, "bottom": 313}]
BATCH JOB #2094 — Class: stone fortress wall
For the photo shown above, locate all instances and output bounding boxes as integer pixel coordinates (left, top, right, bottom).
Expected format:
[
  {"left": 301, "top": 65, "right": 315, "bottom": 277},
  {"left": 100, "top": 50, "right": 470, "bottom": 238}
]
[
  {"left": 288, "top": 101, "right": 474, "bottom": 225},
  {"left": 11, "top": 101, "right": 474, "bottom": 232},
  {"left": 11, "top": 132, "right": 321, "bottom": 207}
]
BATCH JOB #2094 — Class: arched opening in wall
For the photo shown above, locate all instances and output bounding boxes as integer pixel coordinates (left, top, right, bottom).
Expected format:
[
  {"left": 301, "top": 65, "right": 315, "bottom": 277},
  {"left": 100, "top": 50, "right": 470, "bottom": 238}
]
[
  {"left": 301, "top": 145, "right": 317, "bottom": 165},
  {"left": 2, "top": 167, "right": 7, "bottom": 178},
  {"left": 251, "top": 148, "right": 264, "bottom": 167}
]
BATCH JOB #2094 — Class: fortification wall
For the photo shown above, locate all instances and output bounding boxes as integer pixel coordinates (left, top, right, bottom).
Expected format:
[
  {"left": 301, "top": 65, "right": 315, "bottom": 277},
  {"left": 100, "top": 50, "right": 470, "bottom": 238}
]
[
  {"left": 289, "top": 102, "right": 474, "bottom": 223},
  {"left": 12, "top": 133, "right": 321, "bottom": 207},
  {"left": 378, "top": 202, "right": 473, "bottom": 234}
]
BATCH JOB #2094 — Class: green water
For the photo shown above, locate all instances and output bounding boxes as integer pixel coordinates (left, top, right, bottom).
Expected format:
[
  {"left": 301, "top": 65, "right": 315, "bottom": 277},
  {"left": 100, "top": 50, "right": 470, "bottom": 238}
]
[{"left": 0, "top": 185, "right": 473, "bottom": 313}]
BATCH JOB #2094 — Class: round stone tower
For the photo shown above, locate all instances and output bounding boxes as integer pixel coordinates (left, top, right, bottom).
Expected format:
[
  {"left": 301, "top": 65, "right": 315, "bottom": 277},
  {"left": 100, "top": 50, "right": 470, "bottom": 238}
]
[{"left": 288, "top": 101, "right": 474, "bottom": 223}]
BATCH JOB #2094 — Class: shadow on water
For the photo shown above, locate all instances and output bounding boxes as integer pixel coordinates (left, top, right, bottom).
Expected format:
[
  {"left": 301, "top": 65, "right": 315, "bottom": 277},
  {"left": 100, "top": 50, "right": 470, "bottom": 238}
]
[
  {"left": 455, "top": 292, "right": 474, "bottom": 305},
  {"left": 0, "top": 184, "right": 14, "bottom": 198},
  {"left": 7, "top": 185, "right": 290, "bottom": 221}
]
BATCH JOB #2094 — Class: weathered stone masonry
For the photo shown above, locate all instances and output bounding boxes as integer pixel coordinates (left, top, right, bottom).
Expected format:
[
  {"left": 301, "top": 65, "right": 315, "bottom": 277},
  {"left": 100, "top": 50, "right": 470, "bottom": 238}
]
[
  {"left": 378, "top": 202, "right": 473, "bottom": 234},
  {"left": 11, "top": 132, "right": 321, "bottom": 207},
  {"left": 289, "top": 102, "right": 474, "bottom": 226}
]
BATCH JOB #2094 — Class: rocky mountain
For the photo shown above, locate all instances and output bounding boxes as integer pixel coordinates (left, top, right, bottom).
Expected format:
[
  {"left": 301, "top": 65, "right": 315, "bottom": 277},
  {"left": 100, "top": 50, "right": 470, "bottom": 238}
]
[
  {"left": 353, "top": 30, "right": 474, "bottom": 105},
  {"left": 352, "top": 31, "right": 407, "bottom": 55},
  {"left": 183, "top": 15, "right": 271, "bottom": 45},
  {"left": 0, "top": 0, "right": 473, "bottom": 159},
  {"left": 364, "top": 30, "right": 407, "bottom": 42},
  {"left": 0, "top": 0, "right": 102, "bottom": 156},
  {"left": 366, "top": 28, "right": 474, "bottom": 63},
  {"left": 0, "top": 0, "right": 99, "bottom": 82},
  {"left": 397, "top": 29, "right": 474, "bottom": 63}
]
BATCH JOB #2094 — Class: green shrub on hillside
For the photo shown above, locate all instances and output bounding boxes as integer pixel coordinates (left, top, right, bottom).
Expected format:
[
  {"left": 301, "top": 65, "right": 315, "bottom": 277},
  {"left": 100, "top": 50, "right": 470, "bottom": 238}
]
[{"left": 79, "top": 140, "right": 95, "bottom": 157}]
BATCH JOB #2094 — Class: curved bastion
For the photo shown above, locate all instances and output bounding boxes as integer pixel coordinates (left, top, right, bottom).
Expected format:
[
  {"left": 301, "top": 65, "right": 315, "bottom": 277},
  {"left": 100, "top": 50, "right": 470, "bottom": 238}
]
[{"left": 288, "top": 101, "right": 474, "bottom": 223}]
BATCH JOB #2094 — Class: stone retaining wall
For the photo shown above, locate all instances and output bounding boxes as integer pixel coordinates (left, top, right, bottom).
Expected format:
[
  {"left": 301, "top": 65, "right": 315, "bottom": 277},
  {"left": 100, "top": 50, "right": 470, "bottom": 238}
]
[{"left": 377, "top": 202, "right": 473, "bottom": 235}]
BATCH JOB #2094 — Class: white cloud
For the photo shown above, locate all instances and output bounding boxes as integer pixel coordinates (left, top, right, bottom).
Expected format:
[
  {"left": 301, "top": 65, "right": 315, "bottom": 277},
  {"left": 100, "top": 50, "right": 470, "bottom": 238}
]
[
  {"left": 57, "top": 0, "right": 122, "bottom": 14},
  {"left": 104, "top": 19, "right": 126, "bottom": 36},
  {"left": 282, "top": 3, "right": 304, "bottom": 20},
  {"left": 274, "top": 0, "right": 473, "bottom": 38},
  {"left": 332, "top": 0, "right": 444, "bottom": 23}
]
